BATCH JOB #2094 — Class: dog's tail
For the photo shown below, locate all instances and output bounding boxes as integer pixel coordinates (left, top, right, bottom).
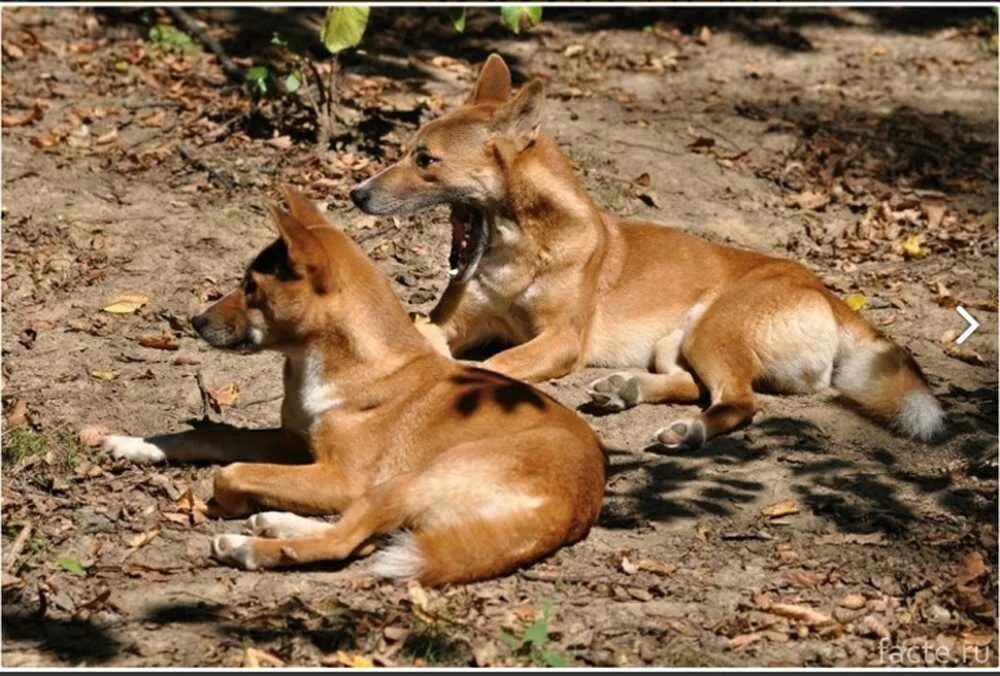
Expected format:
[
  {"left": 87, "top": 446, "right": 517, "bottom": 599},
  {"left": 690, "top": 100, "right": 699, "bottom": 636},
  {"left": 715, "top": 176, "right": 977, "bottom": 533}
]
[{"left": 829, "top": 295, "right": 945, "bottom": 441}]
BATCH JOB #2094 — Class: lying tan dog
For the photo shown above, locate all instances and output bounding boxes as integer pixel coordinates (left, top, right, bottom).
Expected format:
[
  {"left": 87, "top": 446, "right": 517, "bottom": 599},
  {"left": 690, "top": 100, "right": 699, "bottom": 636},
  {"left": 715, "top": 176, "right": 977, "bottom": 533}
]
[
  {"left": 350, "top": 54, "right": 945, "bottom": 449},
  {"left": 98, "top": 187, "right": 605, "bottom": 585}
]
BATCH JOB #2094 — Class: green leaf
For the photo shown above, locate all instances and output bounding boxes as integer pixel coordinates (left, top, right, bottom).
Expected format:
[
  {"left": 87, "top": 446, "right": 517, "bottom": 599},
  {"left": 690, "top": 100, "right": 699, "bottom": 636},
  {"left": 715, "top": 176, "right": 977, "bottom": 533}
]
[
  {"left": 283, "top": 72, "right": 301, "bottom": 93},
  {"left": 499, "top": 5, "right": 542, "bottom": 34},
  {"left": 321, "top": 6, "right": 370, "bottom": 55},
  {"left": 538, "top": 647, "right": 569, "bottom": 668},
  {"left": 449, "top": 8, "right": 467, "bottom": 32},
  {"left": 246, "top": 66, "right": 270, "bottom": 95},
  {"left": 522, "top": 613, "right": 549, "bottom": 646},
  {"left": 56, "top": 557, "right": 87, "bottom": 577},
  {"left": 499, "top": 631, "right": 521, "bottom": 650},
  {"left": 270, "top": 32, "right": 288, "bottom": 47},
  {"left": 148, "top": 24, "right": 192, "bottom": 48}
]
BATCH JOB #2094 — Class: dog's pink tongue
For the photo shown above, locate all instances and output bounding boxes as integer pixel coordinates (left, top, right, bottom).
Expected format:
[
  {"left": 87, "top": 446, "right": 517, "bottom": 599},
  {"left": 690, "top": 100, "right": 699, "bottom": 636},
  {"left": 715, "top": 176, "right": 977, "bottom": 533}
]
[{"left": 450, "top": 210, "right": 465, "bottom": 245}]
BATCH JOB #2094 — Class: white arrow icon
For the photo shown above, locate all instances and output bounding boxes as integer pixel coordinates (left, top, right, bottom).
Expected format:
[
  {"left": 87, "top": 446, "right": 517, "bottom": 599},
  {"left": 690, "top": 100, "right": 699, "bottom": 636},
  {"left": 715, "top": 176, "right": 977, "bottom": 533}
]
[{"left": 956, "top": 305, "right": 980, "bottom": 345}]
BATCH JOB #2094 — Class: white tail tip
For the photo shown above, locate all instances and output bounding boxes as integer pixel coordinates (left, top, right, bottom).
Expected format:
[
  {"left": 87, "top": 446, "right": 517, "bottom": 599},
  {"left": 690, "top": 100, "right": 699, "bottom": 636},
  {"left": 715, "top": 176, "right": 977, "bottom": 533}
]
[
  {"left": 899, "top": 391, "right": 945, "bottom": 441},
  {"left": 370, "top": 531, "right": 423, "bottom": 581}
]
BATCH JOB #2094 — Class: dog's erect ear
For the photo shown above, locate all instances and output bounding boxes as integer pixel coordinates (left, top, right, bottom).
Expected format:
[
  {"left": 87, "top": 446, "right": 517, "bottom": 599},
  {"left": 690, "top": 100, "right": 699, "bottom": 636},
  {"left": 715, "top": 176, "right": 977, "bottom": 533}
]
[
  {"left": 490, "top": 79, "right": 545, "bottom": 151},
  {"left": 265, "top": 201, "right": 334, "bottom": 294},
  {"left": 468, "top": 53, "right": 512, "bottom": 104},
  {"left": 281, "top": 185, "right": 330, "bottom": 227}
]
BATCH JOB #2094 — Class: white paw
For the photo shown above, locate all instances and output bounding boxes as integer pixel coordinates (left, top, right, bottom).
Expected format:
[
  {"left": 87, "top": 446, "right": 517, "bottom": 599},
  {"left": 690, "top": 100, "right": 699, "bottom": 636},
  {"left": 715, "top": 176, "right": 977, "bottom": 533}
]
[
  {"left": 587, "top": 372, "right": 642, "bottom": 411},
  {"left": 655, "top": 419, "right": 706, "bottom": 450},
  {"left": 102, "top": 435, "right": 166, "bottom": 464},
  {"left": 246, "top": 512, "right": 333, "bottom": 539},
  {"left": 211, "top": 534, "right": 258, "bottom": 570}
]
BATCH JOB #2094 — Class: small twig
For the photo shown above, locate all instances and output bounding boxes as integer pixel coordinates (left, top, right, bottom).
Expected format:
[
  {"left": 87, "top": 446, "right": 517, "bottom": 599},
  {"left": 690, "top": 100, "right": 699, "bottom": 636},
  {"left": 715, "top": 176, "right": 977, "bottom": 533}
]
[
  {"left": 4, "top": 523, "right": 33, "bottom": 572},
  {"left": 166, "top": 7, "right": 244, "bottom": 84},
  {"left": 177, "top": 145, "right": 237, "bottom": 191},
  {"left": 195, "top": 370, "right": 213, "bottom": 420}
]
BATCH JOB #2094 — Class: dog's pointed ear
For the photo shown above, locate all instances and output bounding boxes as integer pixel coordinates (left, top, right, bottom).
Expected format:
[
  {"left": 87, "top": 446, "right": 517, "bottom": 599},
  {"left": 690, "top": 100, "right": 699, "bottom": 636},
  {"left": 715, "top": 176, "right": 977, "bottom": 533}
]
[
  {"left": 490, "top": 79, "right": 545, "bottom": 151},
  {"left": 281, "top": 185, "right": 329, "bottom": 227},
  {"left": 265, "top": 200, "right": 333, "bottom": 294},
  {"left": 468, "top": 53, "right": 512, "bottom": 104}
]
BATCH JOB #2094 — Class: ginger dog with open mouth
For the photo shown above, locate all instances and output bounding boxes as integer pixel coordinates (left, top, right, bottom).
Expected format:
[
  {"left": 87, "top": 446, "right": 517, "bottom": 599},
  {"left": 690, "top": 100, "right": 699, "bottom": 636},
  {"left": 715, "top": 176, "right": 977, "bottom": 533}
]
[
  {"left": 350, "top": 54, "right": 945, "bottom": 450},
  {"left": 98, "top": 187, "right": 605, "bottom": 585}
]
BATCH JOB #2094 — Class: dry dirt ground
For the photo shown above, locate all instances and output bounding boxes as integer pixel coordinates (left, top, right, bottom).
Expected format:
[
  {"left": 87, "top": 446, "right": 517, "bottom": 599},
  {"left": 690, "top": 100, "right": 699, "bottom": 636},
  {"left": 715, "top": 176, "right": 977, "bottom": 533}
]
[{"left": 2, "top": 6, "right": 997, "bottom": 668}]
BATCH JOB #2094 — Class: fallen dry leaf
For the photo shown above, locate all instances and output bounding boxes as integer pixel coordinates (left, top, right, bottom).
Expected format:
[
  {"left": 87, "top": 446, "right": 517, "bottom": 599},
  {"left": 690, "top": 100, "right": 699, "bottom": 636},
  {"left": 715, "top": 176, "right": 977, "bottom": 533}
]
[
  {"left": 761, "top": 499, "right": 800, "bottom": 519},
  {"left": 90, "top": 369, "right": 119, "bottom": 381},
  {"left": 900, "top": 234, "right": 930, "bottom": 259},
  {"left": 334, "top": 650, "right": 374, "bottom": 668},
  {"left": 954, "top": 551, "right": 994, "bottom": 622},
  {"left": 103, "top": 294, "right": 148, "bottom": 314},
  {"left": 5, "top": 399, "right": 28, "bottom": 428},
  {"left": 620, "top": 556, "right": 639, "bottom": 575},
  {"left": 78, "top": 425, "right": 109, "bottom": 447},
  {"left": 845, "top": 293, "right": 868, "bottom": 312},
  {"left": 766, "top": 602, "right": 835, "bottom": 627},
  {"left": 943, "top": 345, "right": 987, "bottom": 367},
  {"left": 244, "top": 647, "right": 284, "bottom": 668},
  {"left": 637, "top": 559, "right": 676, "bottom": 576},
  {"left": 728, "top": 632, "right": 763, "bottom": 650},
  {"left": 208, "top": 383, "right": 239, "bottom": 412},
  {"left": 407, "top": 580, "right": 429, "bottom": 612},
  {"left": 126, "top": 527, "right": 160, "bottom": 549},
  {"left": 815, "top": 532, "right": 886, "bottom": 546},
  {"left": 3, "top": 104, "right": 43, "bottom": 128},
  {"left": 137, "top": 333, "right": 179, "bottom": 350},
  {"left": 633, "top": 187, "right": 661, "bottom": 208},
  {"left": 786, "top": 189, "right": 831, "bottom": 211},
  {"left": 688, "top": 136, "right": 716, "bottom": 151},
  {"left": 837, "top": 594, "right": 867, "bottom": 610}
]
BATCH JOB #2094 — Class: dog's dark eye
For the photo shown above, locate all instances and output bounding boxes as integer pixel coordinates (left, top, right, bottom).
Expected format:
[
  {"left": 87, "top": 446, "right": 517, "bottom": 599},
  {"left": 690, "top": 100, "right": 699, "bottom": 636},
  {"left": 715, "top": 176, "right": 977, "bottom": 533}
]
[{"left": 414, "top": 151, "right": 437, "bottom": 169}]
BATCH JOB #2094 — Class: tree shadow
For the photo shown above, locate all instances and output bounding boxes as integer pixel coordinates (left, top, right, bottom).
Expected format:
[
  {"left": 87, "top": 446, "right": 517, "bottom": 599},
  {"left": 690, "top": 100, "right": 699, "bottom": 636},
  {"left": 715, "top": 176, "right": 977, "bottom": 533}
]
[
  {"left": 598, "top": 439, "right": 767, "bottom": 529},
  {"left": 548, "top": 7, "right": 994, "bottom": 52},
  {"left": 141, "top": 597, "right": 379, "bottom": 658},
  {"left": 2, "top": 607, "right": 123, "bottom": 665},
  {"left": 740, "top": 99, "right": 997, "bottom": 203},
  {"left": 598, "top": 407, "right": 998, "bottom": 535}
]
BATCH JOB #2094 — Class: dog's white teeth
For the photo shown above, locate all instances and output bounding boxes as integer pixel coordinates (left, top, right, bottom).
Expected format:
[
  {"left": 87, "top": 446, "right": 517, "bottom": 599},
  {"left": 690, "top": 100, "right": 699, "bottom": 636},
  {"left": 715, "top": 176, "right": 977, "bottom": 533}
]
[{"left": 449, "top": 267, "right": 459, "bottom": 278}]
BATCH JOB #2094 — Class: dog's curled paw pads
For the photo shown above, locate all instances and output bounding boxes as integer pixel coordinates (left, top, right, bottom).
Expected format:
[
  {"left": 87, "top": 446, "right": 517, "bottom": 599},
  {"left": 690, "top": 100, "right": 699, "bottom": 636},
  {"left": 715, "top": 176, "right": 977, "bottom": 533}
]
[
  {"left": 655, "top": 419, "right": 706, "bottom": 450},
  {"left": 211, "top": 534, "right": 258, "bottom": 570},
  {"left": 246, "top": 512, "right": 331, "bottom": 539},
  {"left": 101, "top": 435, "right": 166, "bottom": 464},
  {"left": 587, "top": 373, "right": 642, "bottom": 411}
]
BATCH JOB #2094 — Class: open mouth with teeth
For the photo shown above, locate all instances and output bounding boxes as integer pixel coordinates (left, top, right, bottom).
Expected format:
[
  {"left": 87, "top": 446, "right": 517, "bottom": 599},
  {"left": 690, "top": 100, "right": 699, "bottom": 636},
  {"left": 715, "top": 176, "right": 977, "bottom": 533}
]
[{"left": 448, "top": 204, "right": 489, "bottom": 283}]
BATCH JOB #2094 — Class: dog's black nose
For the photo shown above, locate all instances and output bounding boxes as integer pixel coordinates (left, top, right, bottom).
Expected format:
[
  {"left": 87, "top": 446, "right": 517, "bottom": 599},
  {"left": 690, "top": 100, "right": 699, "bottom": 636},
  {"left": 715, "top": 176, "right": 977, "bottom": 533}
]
[
  {"left": 191, "top": 314, "right": 209, "bottom": 335},
  {"left": 349, "top": 185, "right": 370, "bottom": 210}
]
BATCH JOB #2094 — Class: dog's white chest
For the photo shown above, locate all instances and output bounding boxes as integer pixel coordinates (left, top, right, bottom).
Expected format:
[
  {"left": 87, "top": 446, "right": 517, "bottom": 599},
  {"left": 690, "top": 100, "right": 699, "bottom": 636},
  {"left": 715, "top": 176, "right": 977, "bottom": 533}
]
[{"left": 281, "top": 351, "right": 343, "bottom": 434}]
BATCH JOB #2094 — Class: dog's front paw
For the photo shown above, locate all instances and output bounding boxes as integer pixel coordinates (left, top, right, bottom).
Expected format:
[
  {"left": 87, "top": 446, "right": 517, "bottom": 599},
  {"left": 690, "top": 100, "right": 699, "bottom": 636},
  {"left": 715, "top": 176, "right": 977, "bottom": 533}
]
[
  {"left": 587, "top": 373, "right": 642, "bottom": 411},
  {"left": 101, "top": 435, "right": 166, "bottom": 464},
  {"left": 655, "top": 419, "right": 706, "bottom": 451},
  {"left": 212, "top": 534, "right": 258, "bottom": 570},
  {"left": 246, "top": 512, "right": 333, "bottom": 539}
]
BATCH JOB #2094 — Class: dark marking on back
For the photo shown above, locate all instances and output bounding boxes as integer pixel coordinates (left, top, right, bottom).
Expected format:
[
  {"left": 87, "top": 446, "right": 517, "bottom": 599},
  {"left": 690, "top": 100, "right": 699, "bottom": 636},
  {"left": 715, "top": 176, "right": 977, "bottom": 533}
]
[{"left": 451, "top": 368, "right": 548, "bottom": 417}]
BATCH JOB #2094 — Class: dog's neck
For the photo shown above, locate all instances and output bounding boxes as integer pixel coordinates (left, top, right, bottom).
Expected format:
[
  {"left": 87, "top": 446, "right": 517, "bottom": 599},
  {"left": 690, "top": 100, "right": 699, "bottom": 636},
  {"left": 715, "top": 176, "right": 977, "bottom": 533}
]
[{"left": 497, "top": 134, "right": 605, "bottom": 241}]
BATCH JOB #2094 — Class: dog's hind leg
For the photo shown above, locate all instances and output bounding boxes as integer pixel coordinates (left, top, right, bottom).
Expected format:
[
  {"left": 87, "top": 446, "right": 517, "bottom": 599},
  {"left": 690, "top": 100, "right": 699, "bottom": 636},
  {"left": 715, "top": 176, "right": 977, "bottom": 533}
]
[
  {"left": 210, "top": 461, "right": 357, "bottom": 518},
  {"left": 212, "top": 472, "right": 416, "bottom": 570},
  {"left": 101, "top": 427, "right": 310, "bottom": 465},
  {"left": 588, "top": 330, "right": 701, "bottom": 410}
]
